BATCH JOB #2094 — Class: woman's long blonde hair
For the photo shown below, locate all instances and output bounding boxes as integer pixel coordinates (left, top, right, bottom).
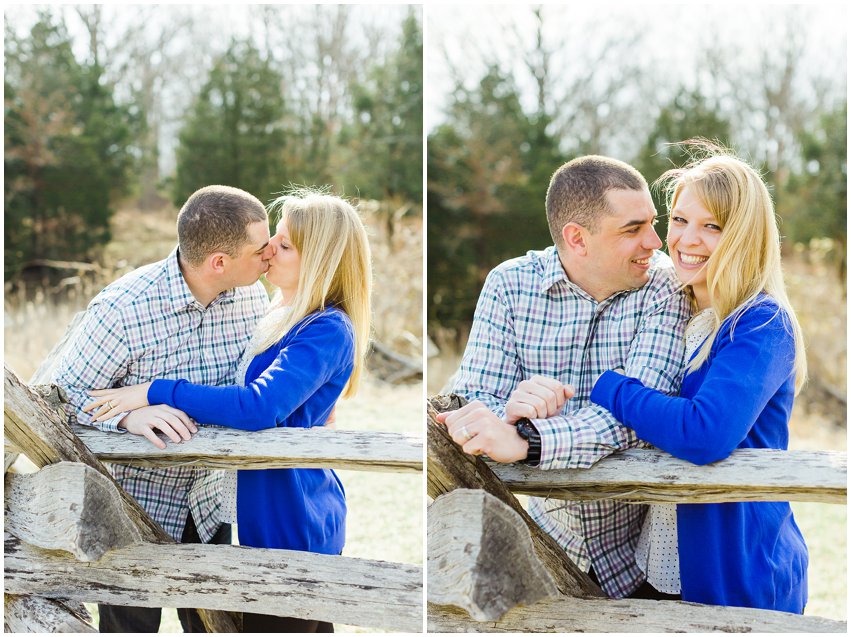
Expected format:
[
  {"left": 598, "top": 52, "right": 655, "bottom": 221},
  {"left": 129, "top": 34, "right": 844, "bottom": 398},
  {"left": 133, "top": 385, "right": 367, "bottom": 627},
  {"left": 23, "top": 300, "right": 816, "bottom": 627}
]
[
  {"left": 252, "top": 189, "right": 372, "bottom": 399},
  {"left": 657, "top": 142, "right": 807, "bottom": 394}
]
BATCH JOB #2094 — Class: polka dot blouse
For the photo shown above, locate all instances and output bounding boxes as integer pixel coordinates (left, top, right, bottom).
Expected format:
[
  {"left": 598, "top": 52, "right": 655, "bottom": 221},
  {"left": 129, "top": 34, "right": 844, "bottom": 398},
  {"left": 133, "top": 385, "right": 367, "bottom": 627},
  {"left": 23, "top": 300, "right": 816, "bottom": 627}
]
[{"left": 634, "top": 308, "right": 715, "bottom": 594}]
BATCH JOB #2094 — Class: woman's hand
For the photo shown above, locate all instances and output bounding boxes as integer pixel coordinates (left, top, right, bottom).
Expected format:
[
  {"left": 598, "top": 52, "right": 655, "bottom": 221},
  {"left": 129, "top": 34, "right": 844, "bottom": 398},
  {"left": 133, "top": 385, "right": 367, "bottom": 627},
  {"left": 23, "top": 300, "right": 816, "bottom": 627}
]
[
  {"left": 84, "top": 382, "right": 154, "bottom": 422},
  {"left": 504, "top": 375, "right": 576, "bottom": 423}
]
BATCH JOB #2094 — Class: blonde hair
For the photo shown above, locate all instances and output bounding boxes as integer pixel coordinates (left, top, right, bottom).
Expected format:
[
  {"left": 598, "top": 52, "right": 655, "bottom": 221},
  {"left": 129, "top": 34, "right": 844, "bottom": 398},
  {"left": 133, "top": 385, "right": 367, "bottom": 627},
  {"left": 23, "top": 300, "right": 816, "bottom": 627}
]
[
  {"left": 252, "top": 189, "right": 372, "bottom": 399},
  {"left": 658, "top": 143, "right": 807, "bottom": 394}
]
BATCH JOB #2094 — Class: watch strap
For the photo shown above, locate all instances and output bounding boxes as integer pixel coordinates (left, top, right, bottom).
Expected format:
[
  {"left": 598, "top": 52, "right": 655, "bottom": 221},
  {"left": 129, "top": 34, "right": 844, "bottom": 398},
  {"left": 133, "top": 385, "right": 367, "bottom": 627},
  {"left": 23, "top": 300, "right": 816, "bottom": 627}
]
[{"left": 515, "top": 417, "right": 541, "bottom": 467}]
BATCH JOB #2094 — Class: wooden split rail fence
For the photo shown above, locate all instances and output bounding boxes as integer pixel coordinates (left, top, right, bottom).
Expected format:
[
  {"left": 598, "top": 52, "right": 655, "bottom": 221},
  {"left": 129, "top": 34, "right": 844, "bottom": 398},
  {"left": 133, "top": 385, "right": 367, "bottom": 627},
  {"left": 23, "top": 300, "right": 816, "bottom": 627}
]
[
  {"left": 426, "top": 395, "right": 847, "bottom": 633},
  {"left": 3, "top": 341, "right": 423, "bottom": 633}
]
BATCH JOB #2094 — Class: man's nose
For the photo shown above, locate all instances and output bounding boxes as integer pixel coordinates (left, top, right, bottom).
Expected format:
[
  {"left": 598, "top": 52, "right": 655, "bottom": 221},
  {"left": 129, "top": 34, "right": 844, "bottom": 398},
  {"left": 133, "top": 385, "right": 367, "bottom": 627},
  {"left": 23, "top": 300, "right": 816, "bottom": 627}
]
[{"left": 644, "top": 226, "right": 663, "bottom": 250}]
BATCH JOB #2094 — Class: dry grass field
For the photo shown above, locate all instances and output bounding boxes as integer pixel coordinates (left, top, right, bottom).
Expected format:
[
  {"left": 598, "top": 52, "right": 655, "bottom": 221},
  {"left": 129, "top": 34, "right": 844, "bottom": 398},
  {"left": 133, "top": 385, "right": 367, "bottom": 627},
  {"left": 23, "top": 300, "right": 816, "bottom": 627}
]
[
  {"left": 427, "top": 250, "right": 847, "bottom": 622},
  {"left": 4, "top": 202, "right": 423, "bottom": 633}
]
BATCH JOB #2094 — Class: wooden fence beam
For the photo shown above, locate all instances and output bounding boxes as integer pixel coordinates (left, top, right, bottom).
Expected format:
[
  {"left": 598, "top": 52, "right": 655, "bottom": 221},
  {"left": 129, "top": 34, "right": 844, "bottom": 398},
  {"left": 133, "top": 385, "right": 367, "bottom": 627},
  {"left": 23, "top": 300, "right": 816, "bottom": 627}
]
[
  {"left": 491, "top": 448, "right": 847, "bottom": 504},
  {"left": 4, "top": 312, "right": 85, "bottom": 476},
  {"left": 5, "top": 534, "right": 423, "bottom": 633},
  {"left": 428, "top": 597, "right": 846, "bottom": 633},
  {"left": 428, "top": 489, "right": 558, "bottom": 621},
  {"left": 4, "top": 595, "right": 96, "bottom": 633},
  {"left": 68, "top": 424, "right": 423, "bottom": 473},
  {"left": 5, "top": 462, "right": 143, "bottom": 561},
  {"left": 427, "top": 396, "right": 603, "bottom": 599},
  {"left": 3, "top": 364, "right": 239, "bottom": 632}
]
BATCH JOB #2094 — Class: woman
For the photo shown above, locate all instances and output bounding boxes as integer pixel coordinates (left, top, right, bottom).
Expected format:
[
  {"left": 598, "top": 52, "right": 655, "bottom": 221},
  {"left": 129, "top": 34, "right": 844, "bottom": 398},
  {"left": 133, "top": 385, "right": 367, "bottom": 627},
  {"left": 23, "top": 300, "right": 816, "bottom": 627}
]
[
  {"left": 85, "top": 190, "right": 372, "bottom": 632},
  {"left": 589, "top": 145, "right": 808, "bottom": 612}
]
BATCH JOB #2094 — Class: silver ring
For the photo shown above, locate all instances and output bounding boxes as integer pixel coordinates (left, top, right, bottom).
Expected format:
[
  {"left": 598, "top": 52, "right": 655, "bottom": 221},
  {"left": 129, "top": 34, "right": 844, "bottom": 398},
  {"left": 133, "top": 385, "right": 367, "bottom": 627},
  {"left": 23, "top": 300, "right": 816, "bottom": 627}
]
[
  {"left": 458, "top": 425, "right": 472, "bottom": 442},
  {"left": 106, "top": 400, "right": 114, "bottom": 410}
]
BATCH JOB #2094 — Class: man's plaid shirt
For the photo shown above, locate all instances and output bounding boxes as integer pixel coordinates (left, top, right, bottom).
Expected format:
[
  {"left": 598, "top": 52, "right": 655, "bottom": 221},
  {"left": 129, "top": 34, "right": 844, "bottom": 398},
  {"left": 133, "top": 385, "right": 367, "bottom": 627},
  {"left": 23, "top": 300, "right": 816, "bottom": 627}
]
[
  {"left": 53, "top": 248, "right": 268, "bottom": 542},
  {"left": 453, "top": 246, "right": 690, "bottom": 598}
]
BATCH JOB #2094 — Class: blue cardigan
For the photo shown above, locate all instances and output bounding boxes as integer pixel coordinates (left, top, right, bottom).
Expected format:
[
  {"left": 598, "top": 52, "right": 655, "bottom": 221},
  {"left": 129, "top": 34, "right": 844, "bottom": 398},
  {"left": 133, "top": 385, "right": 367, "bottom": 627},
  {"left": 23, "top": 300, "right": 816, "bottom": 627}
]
[
  {"left": 590, "top": 297, "right": 807, "bottom": 613},
  {"left": 148, "top": 307, "right": 354, "bottom": 555}
]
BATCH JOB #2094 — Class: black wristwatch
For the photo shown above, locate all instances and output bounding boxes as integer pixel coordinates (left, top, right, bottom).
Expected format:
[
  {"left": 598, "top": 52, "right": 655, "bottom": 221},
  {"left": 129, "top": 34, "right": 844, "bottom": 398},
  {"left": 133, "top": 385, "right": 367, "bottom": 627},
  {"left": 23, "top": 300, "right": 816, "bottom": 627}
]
[{"left": 515, "top": 417, "right": 541, "bottom": 467}]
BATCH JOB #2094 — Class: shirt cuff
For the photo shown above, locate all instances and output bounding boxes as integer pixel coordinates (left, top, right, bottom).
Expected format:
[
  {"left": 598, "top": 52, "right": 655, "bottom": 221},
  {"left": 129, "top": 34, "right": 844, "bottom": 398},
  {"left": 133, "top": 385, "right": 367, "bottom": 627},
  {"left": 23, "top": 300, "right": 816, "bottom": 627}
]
[
  {"left": 530, "top": 416, "right": 572, "bottom": 471},
  {"left": 89, "top": 413, "right": 130, "bottom": 434}
]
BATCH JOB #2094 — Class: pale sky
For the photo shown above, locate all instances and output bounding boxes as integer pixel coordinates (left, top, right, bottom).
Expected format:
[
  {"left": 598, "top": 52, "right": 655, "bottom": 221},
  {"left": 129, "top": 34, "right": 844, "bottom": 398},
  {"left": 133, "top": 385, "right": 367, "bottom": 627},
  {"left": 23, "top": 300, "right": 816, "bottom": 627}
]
[{"left": 425, "top": 4, "right": 848, "bottom": 133}]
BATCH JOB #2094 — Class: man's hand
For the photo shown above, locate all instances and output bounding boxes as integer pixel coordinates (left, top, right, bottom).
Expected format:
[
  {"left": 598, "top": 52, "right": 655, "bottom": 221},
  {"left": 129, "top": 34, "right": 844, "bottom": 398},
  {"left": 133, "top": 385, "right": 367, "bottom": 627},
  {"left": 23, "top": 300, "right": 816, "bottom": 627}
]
[
  {"left": 117, "top": 405, "right": 198, "bottom": 450},
  {"left": 504, "top": 375, "right": 575, "bottom": 423},
  {"left": 435, "top": 400, "right": 529, "bottom": 463}
]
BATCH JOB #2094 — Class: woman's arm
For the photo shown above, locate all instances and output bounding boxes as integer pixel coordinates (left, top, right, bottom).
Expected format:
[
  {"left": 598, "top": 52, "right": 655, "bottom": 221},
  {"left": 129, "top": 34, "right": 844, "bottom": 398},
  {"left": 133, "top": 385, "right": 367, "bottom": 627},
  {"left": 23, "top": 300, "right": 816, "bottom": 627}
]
[
  {"left": 87, "top": 311, "right": 353, "bottom": 431},
  {"left": 590, "top": 304, "right": 795, "bottom": 465}
]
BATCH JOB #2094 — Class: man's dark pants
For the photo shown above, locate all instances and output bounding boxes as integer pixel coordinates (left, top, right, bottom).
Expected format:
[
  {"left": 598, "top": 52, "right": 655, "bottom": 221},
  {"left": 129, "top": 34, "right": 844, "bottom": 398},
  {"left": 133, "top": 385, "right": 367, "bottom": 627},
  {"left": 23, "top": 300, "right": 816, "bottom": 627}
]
[
  {"left": 98, "top": 513, "right": 230, "bottom": 633},
  {"left": 588, "top": 566, "right": 682, "bottom": 602}
]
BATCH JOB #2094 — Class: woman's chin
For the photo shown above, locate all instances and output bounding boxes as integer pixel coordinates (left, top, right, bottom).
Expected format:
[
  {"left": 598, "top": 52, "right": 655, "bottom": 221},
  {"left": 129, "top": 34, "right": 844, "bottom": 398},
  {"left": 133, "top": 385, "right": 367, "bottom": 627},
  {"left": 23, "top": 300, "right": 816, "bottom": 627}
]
[{"left": 674, "top": 267, "right": 705, "bottom": 289}]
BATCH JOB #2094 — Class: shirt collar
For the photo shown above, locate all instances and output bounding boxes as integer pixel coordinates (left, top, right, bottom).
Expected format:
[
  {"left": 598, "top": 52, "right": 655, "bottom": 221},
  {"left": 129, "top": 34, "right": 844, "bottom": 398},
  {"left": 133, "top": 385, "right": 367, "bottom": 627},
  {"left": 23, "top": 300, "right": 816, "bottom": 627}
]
[
  {"left": 165, "top": 247, "right": 236, "bottom": 312},
  {"left": 539, "top": 246, "right": 595, "bottom": 301}
]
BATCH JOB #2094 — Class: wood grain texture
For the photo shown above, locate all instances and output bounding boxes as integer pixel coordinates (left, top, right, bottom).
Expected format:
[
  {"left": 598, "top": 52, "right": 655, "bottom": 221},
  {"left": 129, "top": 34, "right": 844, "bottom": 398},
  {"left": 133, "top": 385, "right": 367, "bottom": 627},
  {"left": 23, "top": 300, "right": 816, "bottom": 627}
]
[
  {"left": 4, "top": 594, "right": 96, "bottom": 633},
  {"left": 428, "top": 597, "right": 846, "bottom": 633},
  {"left": 426, "top": 397, "right": 603, "bottom": 599},
  {"left": 491, "top": 448, "right": 847, "bottom": 504},
  {"left": 5, "top": 534, "right": 423, "bottom": 633},
  {"left": 5, "top": 462, "right": 143, "bottom": 561},
  {"left": 428, "top": 489, "right": 557, "bottom": 621},
  {"left": 71, "top": 424, "right": 423, "bottom": 473},
  {"left": 3, "top": 365, "right": 239, "bottom": 632}
]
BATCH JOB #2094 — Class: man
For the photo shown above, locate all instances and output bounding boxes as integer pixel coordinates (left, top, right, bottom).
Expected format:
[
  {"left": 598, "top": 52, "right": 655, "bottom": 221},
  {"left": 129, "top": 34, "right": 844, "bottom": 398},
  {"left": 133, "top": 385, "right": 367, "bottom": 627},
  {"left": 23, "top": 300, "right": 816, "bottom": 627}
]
[
  {"left": 436, "top": 156, "right": 691, "bottom": 599},
  {"left": 53, "top": 185, "right": 272, "bottom": 632}
]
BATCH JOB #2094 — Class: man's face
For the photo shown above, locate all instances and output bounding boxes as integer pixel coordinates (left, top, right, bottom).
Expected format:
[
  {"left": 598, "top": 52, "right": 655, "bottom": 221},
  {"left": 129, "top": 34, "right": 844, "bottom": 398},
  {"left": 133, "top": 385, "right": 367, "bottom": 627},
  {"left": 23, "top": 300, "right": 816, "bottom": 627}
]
[
  {"left": 227, "top": 220, "right": 273, "bottom": 287},
  {"left": 580, "top": 188, "right": 662, "bottom": 299}
]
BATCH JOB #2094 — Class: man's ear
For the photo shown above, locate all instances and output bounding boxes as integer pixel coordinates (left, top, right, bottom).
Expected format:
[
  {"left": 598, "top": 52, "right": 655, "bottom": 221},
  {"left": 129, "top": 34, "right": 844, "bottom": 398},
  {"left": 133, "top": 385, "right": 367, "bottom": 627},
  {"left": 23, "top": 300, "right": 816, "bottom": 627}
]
[
  {"left": 207, "top": 252, "right": 228, "bottom": 274},
  {"left": 561, "top": 222, "right": 588, "bottom": 256}
]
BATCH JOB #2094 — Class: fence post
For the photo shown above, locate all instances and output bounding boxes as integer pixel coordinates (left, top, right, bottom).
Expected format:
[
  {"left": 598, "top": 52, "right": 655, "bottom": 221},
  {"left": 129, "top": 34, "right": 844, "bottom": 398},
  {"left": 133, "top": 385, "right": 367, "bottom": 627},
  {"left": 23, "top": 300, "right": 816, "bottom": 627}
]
[
  {"left": 427, "top": 395, "right": 602, "bottom": 598},
  {"left": 3, "top": 364, "right": 240, "bottom": 632}
]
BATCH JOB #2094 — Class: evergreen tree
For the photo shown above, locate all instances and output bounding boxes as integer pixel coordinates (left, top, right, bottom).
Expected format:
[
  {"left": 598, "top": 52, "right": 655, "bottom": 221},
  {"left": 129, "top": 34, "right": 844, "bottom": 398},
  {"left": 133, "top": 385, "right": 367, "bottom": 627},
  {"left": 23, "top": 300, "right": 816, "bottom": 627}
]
[
  {"left": 344, "top": 10, "right": 423, "bottom": 205},
  {"left": 427, "top": 66, "right": 562, "bottom": 331},
  {"left": 634, "top": 88, "right": 733, "bottom": 239},
  {"left": 780, "top": 102, "right": 847, "bottom": 282},
  {"left": 174, "top": 40, "right": 286, "bottom": 206},
  {"left": 4, "top": 13, "right": 136, "bottom": 278}
]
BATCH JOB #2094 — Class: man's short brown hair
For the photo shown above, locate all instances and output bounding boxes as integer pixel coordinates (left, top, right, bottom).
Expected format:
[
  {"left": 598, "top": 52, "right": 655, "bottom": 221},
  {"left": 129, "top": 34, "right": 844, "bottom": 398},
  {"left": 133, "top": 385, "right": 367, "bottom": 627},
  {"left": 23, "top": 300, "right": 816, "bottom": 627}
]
[
  {"left": 177, "top": 185, "right": 268, "bottom": 265},
  {"left": 546, "top": 156, "right": 647, "bottom": 243}
]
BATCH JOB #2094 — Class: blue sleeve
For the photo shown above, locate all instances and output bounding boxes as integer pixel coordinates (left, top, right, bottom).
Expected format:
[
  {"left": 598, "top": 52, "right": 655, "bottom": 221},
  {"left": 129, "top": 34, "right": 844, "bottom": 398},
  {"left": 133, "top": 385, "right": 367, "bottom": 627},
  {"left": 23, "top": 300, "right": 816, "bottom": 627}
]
[
  {"left": 590, "top": 303, "right": 796, "bottom": 465},
  {"left": 148, "top": 312, "right": 353, "bottom": 431}
]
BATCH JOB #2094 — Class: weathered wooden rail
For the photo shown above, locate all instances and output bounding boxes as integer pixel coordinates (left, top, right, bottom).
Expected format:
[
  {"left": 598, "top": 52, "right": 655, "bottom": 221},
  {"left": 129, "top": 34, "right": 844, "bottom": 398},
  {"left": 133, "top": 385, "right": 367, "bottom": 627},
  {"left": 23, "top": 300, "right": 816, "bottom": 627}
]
[
  {"left": 427, "top": 395, "right": 847, "bottom": 633},
  {"left": 63, "top": 423, "right": 423, "bottom": 472},
  {"left": 490, "top": 447, "right": 846, "bottom": 504},
  {"left": 3, "top": 363, "right": 424, "bottom": 633}
]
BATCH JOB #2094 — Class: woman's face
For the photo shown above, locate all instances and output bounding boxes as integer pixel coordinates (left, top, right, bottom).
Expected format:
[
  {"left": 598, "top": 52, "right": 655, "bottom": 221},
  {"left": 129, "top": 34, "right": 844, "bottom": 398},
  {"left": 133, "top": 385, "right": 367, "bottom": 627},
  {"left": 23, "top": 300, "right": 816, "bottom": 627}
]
[
  {"left": 265, "top": 217, "right": 301, "bottom": 303},
  {"left": 666, "top": 186, "right": 722, "bottom": 309}
]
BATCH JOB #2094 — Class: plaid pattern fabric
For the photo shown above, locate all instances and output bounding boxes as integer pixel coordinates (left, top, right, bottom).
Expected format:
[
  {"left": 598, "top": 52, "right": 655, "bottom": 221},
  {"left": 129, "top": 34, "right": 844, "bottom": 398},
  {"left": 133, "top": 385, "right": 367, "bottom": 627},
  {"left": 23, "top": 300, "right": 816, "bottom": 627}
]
[
  {"left": 453, "top": 246, "right": 690, "bottom": 598},
  {"left": 53, "top": 248, "right": 268, "bottom": 542}
]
